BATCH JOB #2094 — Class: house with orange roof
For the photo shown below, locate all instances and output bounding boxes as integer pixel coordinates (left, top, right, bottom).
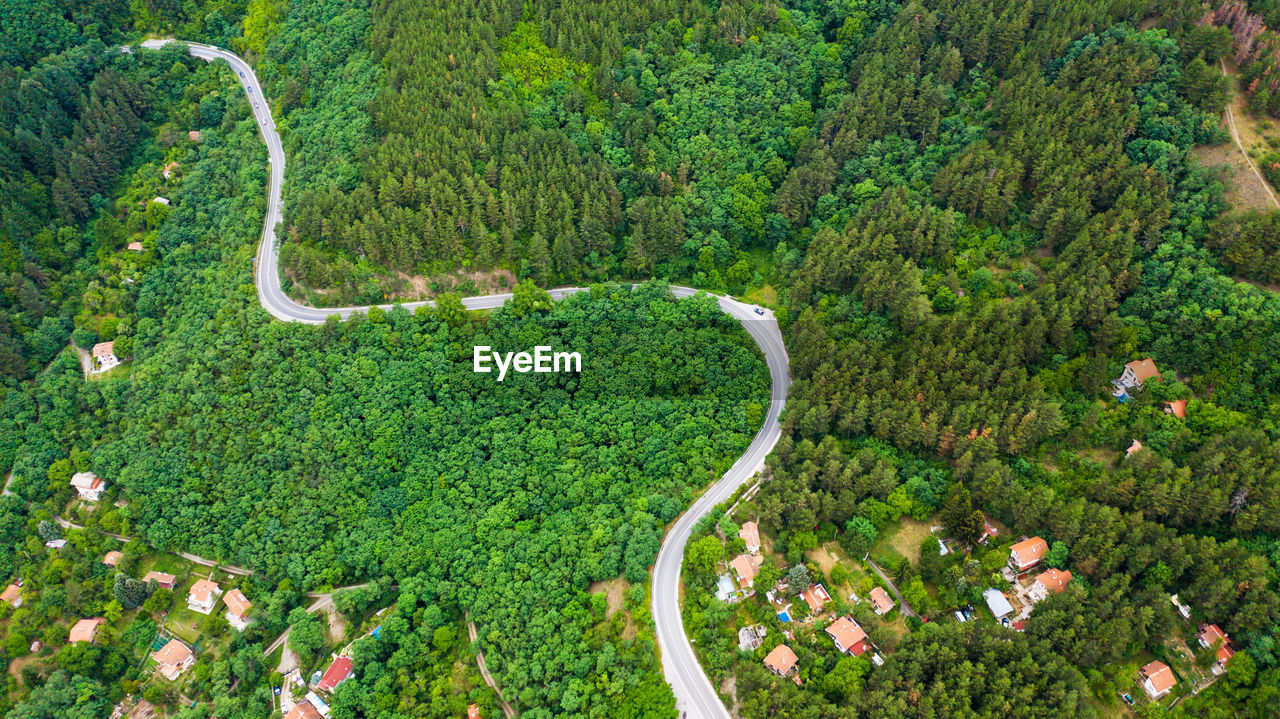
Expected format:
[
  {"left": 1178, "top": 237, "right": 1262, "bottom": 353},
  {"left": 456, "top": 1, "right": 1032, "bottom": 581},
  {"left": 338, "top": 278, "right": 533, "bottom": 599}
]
[
  {"left": 152, "top": 638, "right": 194, "bottom": 680},
  {"left": 763, "top": 644, "right": 798, "bottom": 678},
  {"left": 1, "top": 584, "right": 21, "bottom": 608},
  {"left": 1008, "top": 536, "right": 1048, "bottom": 572},
  {"left": 127, "top": 241, "right": 144, "bottom": 252},
  {"left": 1198, "top": 624, "right": 1235, "bottom": 674},
  {"left": 1164, "top": 399, "right": 1187, "bottom": 419},
  {"left": 223, "top": 588, "right": 252, "bottom": 630},
  {"left": 1140, "top": 660, "right": 1176, "bottom": 699},
  {"left": 825, "top": 616, "right": 869, "bottom": 656},
  {"left": 143, "top": 571, "right": 177, "bottom": 590},
  {"left": 868, "top": 586, "right": 894, "bottom": 615},
  {"left": 285, "top": 701, "right": 323, "bottom": 719},
  {"left": 729, "top": 554, "right": 762, "bottom": 590},
  {"left": 103, "top": 551, "right": 123, "bottom": 567},
  {"left": 800, "top": 584, "right": 831, "bottom": 614},
  {"left": 69, "top": 617, "right": 106, "bottom": 644},
  {"left": 162, "top": 161, "right": 179, "bottom": 179},
  {"left": 738, "top": 521, "right": 760, "bottom": 554},
  {"left": 187, "top": 579, "right": 222, "bottom": 614},
  {"left": 1028, "top": 568, "right": 1072, "bottom": 603},
  {"left": 1114, "top": 358, "right": 1161, "bottom": 400},
  {"left": 467, "top": 704, "right": 480, "bottom": 719}
]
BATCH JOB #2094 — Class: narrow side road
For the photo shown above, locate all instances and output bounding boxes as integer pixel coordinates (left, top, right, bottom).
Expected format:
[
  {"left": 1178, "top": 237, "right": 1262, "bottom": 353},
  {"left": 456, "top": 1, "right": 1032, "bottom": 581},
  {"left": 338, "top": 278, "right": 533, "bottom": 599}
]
[
  {"left": 468, "top": 621, "right": 518, "bottom": 718},
  {"left": 1219, "top": 58, "right": 1280, "bottom": 209},
  {"left": 866, "top": 558, "right": 919, "bottom": 619}
]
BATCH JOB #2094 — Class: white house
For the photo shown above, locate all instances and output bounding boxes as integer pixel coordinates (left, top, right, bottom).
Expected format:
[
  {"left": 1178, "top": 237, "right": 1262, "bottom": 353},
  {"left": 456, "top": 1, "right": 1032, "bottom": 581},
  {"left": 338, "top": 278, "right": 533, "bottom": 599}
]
[
  {"left": 1113, "top": 358, "right": 1161, "bottom": 399},
  {"left": 984, "top": 588, "right": 1014, "bottom": 619},
  {"left": 714, "top": 574, "right": 736, "bottom": 602},
  {"left": 1141, "top": 660, "right": 1176, "bottom": 699},
  {"left": 223, "top": 589, "right": 253, "bottom": 630},
  {"left": 70, "top": 471, "right": 106, "bottom": 501},
  {"left": 187, "top": 579, "right": 222, "bottom": 614},
  {"left": 153, "top": 639, "right": 195, "bottom": 680},
  {"left": 90, "top": 342, "right": 120, "bottom": 374},
  {"left": 738, "top": 521, "right": 761, "bottom": 554}
]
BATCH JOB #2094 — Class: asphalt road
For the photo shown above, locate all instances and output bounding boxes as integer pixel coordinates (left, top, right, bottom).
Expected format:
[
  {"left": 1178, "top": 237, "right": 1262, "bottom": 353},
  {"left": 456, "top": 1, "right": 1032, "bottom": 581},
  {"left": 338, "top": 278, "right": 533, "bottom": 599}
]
[{"left": 138, "top": 39, "right": 791, "bottom": 718}]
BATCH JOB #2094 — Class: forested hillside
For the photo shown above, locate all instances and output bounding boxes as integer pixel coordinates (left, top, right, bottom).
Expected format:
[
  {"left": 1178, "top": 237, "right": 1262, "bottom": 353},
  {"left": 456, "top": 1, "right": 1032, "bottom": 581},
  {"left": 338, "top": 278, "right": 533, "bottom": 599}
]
[{"left": 6, "top": 0, "right": 1280, "bottom": 716}]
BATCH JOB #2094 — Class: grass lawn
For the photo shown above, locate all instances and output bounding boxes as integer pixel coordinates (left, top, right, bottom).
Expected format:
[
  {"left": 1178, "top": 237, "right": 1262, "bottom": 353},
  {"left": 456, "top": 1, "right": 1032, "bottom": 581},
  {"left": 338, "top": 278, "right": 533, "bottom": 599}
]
[
  {"left": 740, "top": 283, "right": 778, "bottom": 308},
  {"left": 164, "top": 605, "right": 208, "bottom": 645},
  {"left": 882, "top": 517, "right": 936, "bottom": 565}
]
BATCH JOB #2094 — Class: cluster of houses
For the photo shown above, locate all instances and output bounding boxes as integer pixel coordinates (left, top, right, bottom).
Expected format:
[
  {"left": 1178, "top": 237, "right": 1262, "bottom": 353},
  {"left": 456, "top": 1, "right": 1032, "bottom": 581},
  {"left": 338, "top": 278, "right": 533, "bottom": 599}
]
[
  {"left": 1136, "top": 625, "right": 1233, "bottom": 701},
  {"left": 281, "top": 653, "right": 355, "bottom": 717}
]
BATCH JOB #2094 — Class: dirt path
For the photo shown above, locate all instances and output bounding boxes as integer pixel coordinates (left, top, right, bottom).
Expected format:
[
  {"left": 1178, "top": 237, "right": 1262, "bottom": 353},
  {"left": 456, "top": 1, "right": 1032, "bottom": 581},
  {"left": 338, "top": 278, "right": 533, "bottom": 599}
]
[
  {"left": 866, "top": 558, "right": 919, "bottom": 619},
  {"left": 467, "top": 621, "right": 517, "bottom": 718},
  {"left": 53, "top": 514, "right": 255, "bottom": 575},
  {"left": 1219, "top": 58, "right": 1280, "bottom": 210}
]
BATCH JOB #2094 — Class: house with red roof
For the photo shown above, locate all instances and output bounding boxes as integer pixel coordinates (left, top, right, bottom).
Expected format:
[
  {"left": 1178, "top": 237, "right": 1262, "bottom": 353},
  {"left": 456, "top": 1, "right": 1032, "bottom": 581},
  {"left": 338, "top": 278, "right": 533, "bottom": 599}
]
[
  {"left": 800, "top": 584, "right": 831, "bottom": 614},
  {"left": 763, "top": 644, "right": 798, "bottom": 678},
  {"left": 869, "top": 586, "right": 895, "bottom": 615},
  {"left": 825, "top": 616, "right": 869, "bottom": 656},
  {"left": 70, "top": 471, "right": 106, "bottom": 501},
  {"left": 1140, "top": 660, "right": 1176, "bottom": 699},
  {"left": 738, "top": 521, "right": 760, "bottom": 554},
  {"left": 1028, "top": 568, "right": 1072, "bottom": 603},
  {"left": 317, "top": 656, "right": 354, "bottom": 693},
  {"left": 1198, "top": 624, "right": 1235, "bottom": 674},
  {"left": 1008, "top": 537, "right": 1047, "bottom": 572}
]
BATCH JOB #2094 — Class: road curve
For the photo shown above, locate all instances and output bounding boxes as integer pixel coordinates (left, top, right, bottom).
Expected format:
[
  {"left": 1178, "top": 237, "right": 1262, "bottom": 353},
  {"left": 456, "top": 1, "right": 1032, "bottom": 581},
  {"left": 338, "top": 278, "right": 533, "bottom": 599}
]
[{"left": 137, "top": 39, "right": 790, "bottom": 718}]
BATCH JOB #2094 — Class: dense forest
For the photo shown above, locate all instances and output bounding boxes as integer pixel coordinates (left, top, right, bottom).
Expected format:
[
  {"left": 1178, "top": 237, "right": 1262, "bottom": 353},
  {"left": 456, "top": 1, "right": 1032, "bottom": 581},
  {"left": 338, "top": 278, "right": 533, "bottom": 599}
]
[{"left": 6, "top": 0, "right": 1280, "bottom": 716}]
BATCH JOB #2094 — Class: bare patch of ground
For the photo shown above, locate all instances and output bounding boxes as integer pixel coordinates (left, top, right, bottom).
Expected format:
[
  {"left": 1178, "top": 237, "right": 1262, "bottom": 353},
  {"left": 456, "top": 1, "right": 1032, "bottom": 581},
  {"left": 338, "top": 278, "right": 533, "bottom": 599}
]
[
  {"left": 388, "top": 267, "right": 518, "bottom": 303},
  {"left": 1199, "top": 59, "right": 1280, "bottom": 211},
  {"left": 589, "top": 577, "right": 637, "bottom": 639},
  {"left": 7, "top": 654, "right": 41, "bottom": 682},
  {"left": 1193, "top": 142, "right": 1278, "bottom": 211},
  {"left": 885, "top": 517, "right": 935, "bottom": 566}
]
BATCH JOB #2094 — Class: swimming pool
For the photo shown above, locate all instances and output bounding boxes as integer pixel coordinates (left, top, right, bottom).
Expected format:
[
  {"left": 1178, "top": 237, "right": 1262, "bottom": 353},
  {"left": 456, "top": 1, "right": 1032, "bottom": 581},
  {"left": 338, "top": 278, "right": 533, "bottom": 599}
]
[{"left": 777, "top": 611, "right": 791, "bottom": 623}]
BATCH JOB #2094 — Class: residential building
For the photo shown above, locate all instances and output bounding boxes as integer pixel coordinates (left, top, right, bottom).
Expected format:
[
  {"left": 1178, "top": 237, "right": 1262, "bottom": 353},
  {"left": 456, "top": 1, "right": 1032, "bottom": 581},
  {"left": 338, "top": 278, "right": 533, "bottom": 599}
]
[
  {"left": 187, "top": 579, "right": 222, "bottom": 614},
  {"left": 153, "top": 638, "right": 195, "bottom": 680},
  {"left": 979, "top": 520, "right": 998, "bottom": 545},
  {"left": 869, "top": 586, "right": 894, "bottom": 615},
  {"left": 1140, "top": 660, "right": 1176, "bottom": 699},
  {"left": 224, "top": 588, "right": 252, "bottom": 630},
  {"left": 284, "top": 701, "right": 324, "bottom": 719},
  {"left": 1199, "top": 624, "right": 1235, "bottom": 674},
  {"left": 738, "top": 521, "right": 760, "bottom": 554},
  {"left": 1, "top": 584, "right": 21, "bottom": 608},
  {"left": 1170, "top": 593, "right": 1192, "bottom": 619},
  {"left": 1008, "top": 536, "right": 1048, "bottom": 572},
  {"left": 714, "top": 574, "right": 735, "bottom": 602},
  {"left": 303, "top": 692, "right": 329, "bottom": 716},
  {"left": 317, "top": 656, "right": 354, "bottom": 692},
  {"left": 162, "top": 162, "right": 179, "bottom": 179},
  {"left": 69, "top": 617, "right": 106, "bottom": 644},
  {"left": 143, "top": 571, "right": 177, "bottom": 589},
  {"left": 984, "top": 588, "right": 1014, "bottom": 619},
  {"left": 1028, "top": 569, "right": 1072, "bottom": 603},
  {"left": 825, "top": 616, "right": 869, "bottom": 656},
  {"left": 71, "top": 471, "right": 106, "bottom": 501},
  {"left": 45, "top": 539, "right": 66, "bottom": 549},
  {"left": 467, "top": 705, "right": 480, "bottom": 719},
  {"left": 103, "top": 551, "right": 123, "bottom": 567},
  {"left": 127, "top": 241, "right": 144, "bottom": 252},
  {"left": 1165, "top": 399, "right": 1187, "bottom": 419},
  {"left": 737, "top": 625, "right": 765, "bottom": 652},
  {"left": 91, "top": 341, "right": 120, "bottom": 374},
  {"left": 151, "top": 197, "right": 170, "bottom": 206},
  {"left": 800, "top": 584, "right": 831, "bottom": 614},
  {"left": 1126, "top": 439, "right": 1143, "bottom": 457},
  {"left": 188, "top": 130, "right": 201, "bottom": 142},
  {"left": 729, "top": 554, "right": 762, "bottom": 589},
  {"left": 1113, "top": 358, "right": 1161, "bottom": 399},
  {"left": 763, "top": 644, "right": 798, "bottom": 677}
]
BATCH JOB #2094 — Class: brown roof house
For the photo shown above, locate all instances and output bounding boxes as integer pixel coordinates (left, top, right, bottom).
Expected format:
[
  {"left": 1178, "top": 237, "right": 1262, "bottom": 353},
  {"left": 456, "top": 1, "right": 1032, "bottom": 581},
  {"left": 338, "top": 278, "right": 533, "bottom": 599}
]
[
  {"left": 70, "top": 471, "right": 106, "bottom": 501},
  {"left": 1199, "top": 624, "right": 1235, "bottom": 674},
  {"left": 143, "top": 571, "right": 177, "bottom": 590},
  {"left": 1028, "top": 568, "right": 1072, "bottom": 603},
  {"left": 1141, "top": 660, "right": 1176, "bottom": 699},
  {"left": 1165, "top": 399, "right": 1187, "bottom": 419},
  {"left": 103, "top": 551, "right": 123, "bottom": 567},
  {"left": 223, "top": 588, "right": 252, "bottom": 630},
  {"left": 869, "top": 586, "right": 895, "bottom": 615},
  {"left": 187, "top": 579, "right": 222, "bottom": 614},
  {"left": 825, "top": 616, "right": 869, "bottom": 656},
  {"left": 763, "top": 644, "right": 798, "bottom": 679},
  {"left": 91, "top": 341, "right": 120, "bottom": 374},
  {"left": 800, "top": 584, "right": 831, "bottom": 614},
  {"left": 69, "top": 617, "right": 106, "bottom": 644},
  {"left": 284, "top": 701, "right": 324, "bottom": 719},
  {"left": 1008, "top": 537, "right": 1048, "bottom": 572},
  {"left": 153, "top": 638, "right": 195, "bottom": 680},
  {"left": 1, "top": 584, "right": 22, "bottom": 608},
  {"left": 162, "top": 162, "right": 179, "bottom": 179},
  {"left": 738, "top": 521, "right": 760, "bottom": 554},
  {"left": 1114, "top": 358, "right": 1161, "bottom": 399},
  {"left": 729, "top": 554, "right": 763, "bottom": 590}
]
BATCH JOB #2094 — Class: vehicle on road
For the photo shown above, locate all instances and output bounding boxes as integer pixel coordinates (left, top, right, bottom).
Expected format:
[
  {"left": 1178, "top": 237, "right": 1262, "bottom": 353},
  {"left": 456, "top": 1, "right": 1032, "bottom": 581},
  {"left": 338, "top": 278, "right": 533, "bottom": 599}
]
[{"left": 754, "top": 307, "right": 765, "bottom": 315}]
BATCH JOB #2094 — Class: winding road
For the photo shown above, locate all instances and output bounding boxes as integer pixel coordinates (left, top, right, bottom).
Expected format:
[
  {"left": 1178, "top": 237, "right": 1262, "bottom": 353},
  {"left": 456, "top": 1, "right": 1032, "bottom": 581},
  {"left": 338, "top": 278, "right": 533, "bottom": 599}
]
[{"left": 136, "top": 39, "right": 790, "bottom": 718}]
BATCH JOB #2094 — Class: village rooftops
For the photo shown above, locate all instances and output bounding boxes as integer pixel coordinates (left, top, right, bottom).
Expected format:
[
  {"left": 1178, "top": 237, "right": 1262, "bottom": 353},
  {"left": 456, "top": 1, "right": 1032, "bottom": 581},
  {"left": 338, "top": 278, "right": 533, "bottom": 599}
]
[
  {"left": 763, "top": 644, "right": 798, "bottom": 676},
  {"left": 800, "top": 583, "right": 831, "bottom": 613},
  {"left": 869, "top": 586, "right": 895, "bottom": 614},
  {"left": 1008, "top": 536, "right": 1048, "bottom": 571},
  {"left": 738, "top": 521, "right": 760, "bottom": 553},
  {"left": 1034, "top": 568, "right": 1072, "bottom": 594},
  {"left": 825, "top": 616, "right": 869, "bottom": 655},
  {"left": 153, "top": 638, "right": 195, "bottom": 680},
  {"left": 317, "top": 655, "right": 354, "bottom": 692},
  {"left": 729, "top": 554, "right": 762, "bottom": 588},
  {"left": 1141, "top": 660, "right": 1176, "bottom": 698},
  {"left": 69, "top": 617, "right": 106, "bottom": 644},
  {"left": 143, "top": 571, "right": 177, "bottom": 589},
  {"left": 984, "top": 588, "right": 1014, "bottom": 618},
  {"left": 284, "top": 701, "right": 324, "bottom": 719}
]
